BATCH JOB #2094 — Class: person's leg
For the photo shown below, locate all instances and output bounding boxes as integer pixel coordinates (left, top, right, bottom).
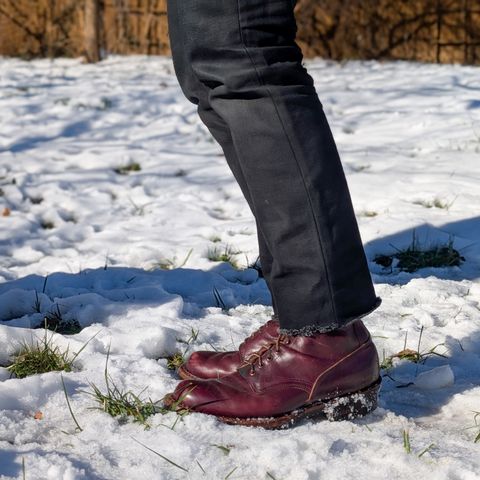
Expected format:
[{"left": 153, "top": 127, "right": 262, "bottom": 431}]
[
  {"left": 164, "top": 0, "right": 382, "bottom": 425},
  {"left": 166, "top": 0, "right": 277, "bottom": 314},
  {"left": 196, "top": 105, "right": 277, "bottom": 304},
  {"left": 167, "top": 0, "right": 380, "bottom": 334}
]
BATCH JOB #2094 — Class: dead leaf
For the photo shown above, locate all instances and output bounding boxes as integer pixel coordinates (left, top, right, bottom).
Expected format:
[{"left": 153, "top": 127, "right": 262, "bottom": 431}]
[
  {"left": 1, "top": 207, "right": 11, "bottom": 217},
  {"left": 394, "top": 348, "right": 420, "bottom": 362},
  {"left": 34, "top": 411, "right": 43, "bottom": 420}
]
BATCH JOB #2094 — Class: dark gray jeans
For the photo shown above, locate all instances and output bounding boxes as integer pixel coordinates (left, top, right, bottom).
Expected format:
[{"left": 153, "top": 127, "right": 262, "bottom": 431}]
[{"left": 166, "top": 0, "right": 380, "bottom": 333}]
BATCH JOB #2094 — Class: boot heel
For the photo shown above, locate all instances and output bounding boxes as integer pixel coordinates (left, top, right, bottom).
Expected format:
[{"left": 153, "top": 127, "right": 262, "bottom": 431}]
[{"left": 323, "top": 379, "right": 381, "bottom": 422}]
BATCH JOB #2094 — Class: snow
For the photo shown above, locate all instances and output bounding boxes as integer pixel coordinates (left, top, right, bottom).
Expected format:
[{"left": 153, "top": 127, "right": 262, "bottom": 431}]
[
  {"left": 0, "top": 55, "right": 479, "bottom": 479},
  {"left": 414, "top": 365, "right": 455, "bottom": 390}
]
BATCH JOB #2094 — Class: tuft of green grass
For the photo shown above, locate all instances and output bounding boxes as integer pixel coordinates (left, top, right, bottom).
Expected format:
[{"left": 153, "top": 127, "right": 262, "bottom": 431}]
[
  {"left": 174, "top": 168, "right": 187, "bottom": 177},
  {"left": 84, "top": 346, "right": 189, "bottom": 429},
  {"left": 433, "top": 198, "right": 450, "bottom": 209},
  {"left": 212, "top": 444, "right": 232, "bottom": 456},
  {"left": 374, "top": 232, "right": 464, "bottom": 273},
  {"left": 209, "top": 234, "right": 222, "bottom": 243},
  {"left": 166, "top": 328, "right": 199, "bottom": 372},
  {"left": 0, "top": 175, "right": 16, "bottom": 185},
  {"left": 350, "top": 164, "right": 370, "bottom": 173},
  {"left": 41, "top": 220, "right": 55, "bottom": 230},
  {"left": 98, "top": 97, "right": 113, "bottom": 110},
  {"left": 206, "top": 244, "right": 241, "bottom": 269},
  {"left": 166, "top": 352, "right": 186, "bottom": 371},
  {"left": 54, "top": 97, "right": 70, "bottom": 106},
  {"left": 127, "top": 197, "right": 152, "bottom": 216},
  {"left": 413, "top": 196, "right": 456, "bottom": 210},
  {"left": 29, "top": 196, "right": 43, "bottom": 204},
  {"left": 380, "top": 327, "right": 448, "bottom": 386},
  {"left": 87, "top": 380, "right": 159, "bottom": 428},
  {"left": 39, "top": 304, "right": 82, "bottom": 335},
  {"left": 6, "top": 328, "right": 79, "bottom": 378},
  {"left": 379, "top": 349, "right": 394, "bottom": 371},
  {"left": 85, "top": 352, "right": 159, "bottom": 428},
  {"left": 153, "top": 258, "right": 175, "bottom": 270},
  {"left": 74, "top": 97, "right": 112, "bottom": 111},
  {"left": 152, "top": 248, "right": 193, "bottom": 270},
  {"left": 114, "top": 162, "right": 141, "bottom": 175},
  {"left": 359, "top": 210, "right": 378, "bottom": 218}
]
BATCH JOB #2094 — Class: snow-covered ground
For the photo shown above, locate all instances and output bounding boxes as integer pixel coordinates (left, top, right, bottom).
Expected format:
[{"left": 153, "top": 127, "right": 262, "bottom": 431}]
[{"left": 0, "top": 55, "right": 479, "bottom": 479}]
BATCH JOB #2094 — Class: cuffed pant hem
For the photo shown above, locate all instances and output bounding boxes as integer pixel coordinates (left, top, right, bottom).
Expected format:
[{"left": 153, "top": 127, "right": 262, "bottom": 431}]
[{"left": 278, "top": 297, "right": 382, "bottom": 336}]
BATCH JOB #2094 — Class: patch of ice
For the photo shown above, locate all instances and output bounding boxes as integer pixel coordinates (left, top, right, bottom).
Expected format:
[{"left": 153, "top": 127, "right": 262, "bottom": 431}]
[{"left": 414, "top": 365, "right": 455, "bottom": 389}]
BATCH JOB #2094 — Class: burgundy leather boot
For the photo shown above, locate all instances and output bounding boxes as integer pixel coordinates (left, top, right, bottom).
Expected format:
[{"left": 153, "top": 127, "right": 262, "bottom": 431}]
[
  {"left": 178, "top": 317, "right": 280, "bottom": 380},
  {"left": 164, "top": 319, "right": 381, "bottom": 428}
]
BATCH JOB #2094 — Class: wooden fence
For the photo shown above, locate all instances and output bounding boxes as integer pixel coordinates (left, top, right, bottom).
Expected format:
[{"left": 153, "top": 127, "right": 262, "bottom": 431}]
[
  {"left": 0, "top": 0, "right": 479, "bottom": 64},
  {"left": 295, "top": 0, "right": 480, "bottom": 64}
]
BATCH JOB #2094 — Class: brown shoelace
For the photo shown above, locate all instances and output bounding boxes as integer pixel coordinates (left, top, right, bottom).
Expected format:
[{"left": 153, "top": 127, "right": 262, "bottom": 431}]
[
  {"left": 239, "top": 334, "right": 290, "bottom": 376},
  {"left": 238, "top": 317, "right": 277, "bottom": 351}
]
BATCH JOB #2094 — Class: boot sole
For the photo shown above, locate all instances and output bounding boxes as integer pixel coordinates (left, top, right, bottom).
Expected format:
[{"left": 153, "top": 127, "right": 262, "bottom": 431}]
[{"left": 216, "top": 378, "right": 382, "bottom": 429}]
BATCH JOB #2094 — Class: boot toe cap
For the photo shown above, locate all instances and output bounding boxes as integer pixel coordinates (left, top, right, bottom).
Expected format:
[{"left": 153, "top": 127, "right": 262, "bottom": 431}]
[
  {"left": 164, "top": 379, "right": 231, "bottom": 414},
  {"left": 181, "top": 350, "right": 239, "bottom": 380}
]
